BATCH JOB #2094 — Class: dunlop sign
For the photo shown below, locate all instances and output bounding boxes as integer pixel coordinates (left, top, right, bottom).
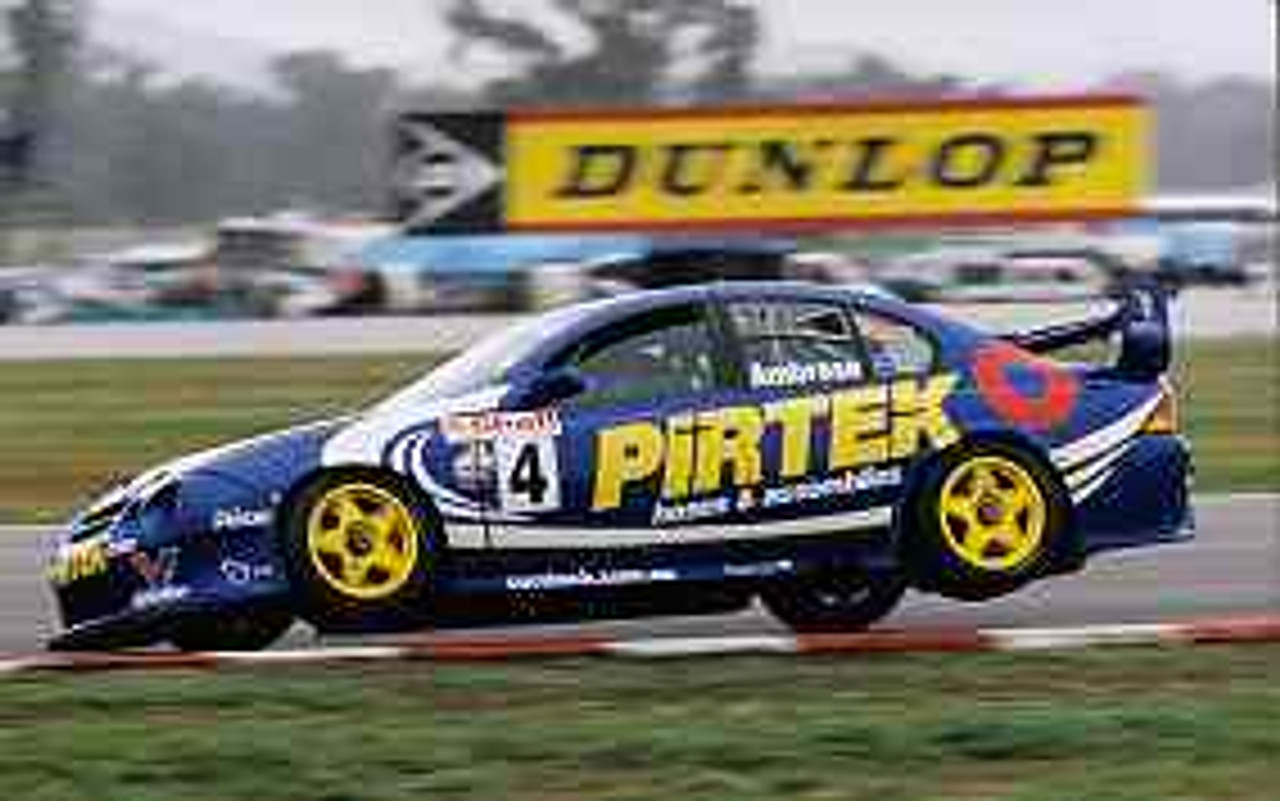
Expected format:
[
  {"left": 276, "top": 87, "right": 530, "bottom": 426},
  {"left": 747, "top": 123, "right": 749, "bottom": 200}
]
[{"left": 392, "top": 97, "right": 1149, "bottom": 234}]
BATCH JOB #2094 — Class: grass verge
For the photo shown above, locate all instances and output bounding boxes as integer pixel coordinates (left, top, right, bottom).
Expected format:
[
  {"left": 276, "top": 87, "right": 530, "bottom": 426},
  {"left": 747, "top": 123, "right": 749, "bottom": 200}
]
[
  {"left": 0, "top": 645, "right": 1277, "bottom": 801},
  {"left": 0, "top": 337, "right": 1274, "bottom": 522}
]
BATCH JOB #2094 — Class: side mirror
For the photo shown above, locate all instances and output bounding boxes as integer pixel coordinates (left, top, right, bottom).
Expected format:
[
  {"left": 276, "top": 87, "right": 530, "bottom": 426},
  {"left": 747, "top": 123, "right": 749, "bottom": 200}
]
[{"left": 517, "top": 367, "right": 587, "bottom": 408}]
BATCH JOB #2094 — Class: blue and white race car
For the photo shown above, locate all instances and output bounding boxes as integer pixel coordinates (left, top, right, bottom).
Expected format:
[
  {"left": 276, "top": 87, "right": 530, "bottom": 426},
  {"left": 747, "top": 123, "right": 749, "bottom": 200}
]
[{"left": 48, "top": 281, "right": 1192, "bottom": 651}]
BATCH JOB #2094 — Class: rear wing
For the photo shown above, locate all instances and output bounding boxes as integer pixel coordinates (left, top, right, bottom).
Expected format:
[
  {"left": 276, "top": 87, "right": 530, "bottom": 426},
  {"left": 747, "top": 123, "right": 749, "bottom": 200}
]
[{"left": 1004, "top": 279, "right": 1172, "bottom": 381}]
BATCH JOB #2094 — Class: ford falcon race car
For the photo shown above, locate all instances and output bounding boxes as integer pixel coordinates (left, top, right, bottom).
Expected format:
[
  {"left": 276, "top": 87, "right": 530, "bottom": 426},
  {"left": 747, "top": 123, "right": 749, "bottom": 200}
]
[{"left": 48, "top": 281, "right": 1191, "bottom": 651}]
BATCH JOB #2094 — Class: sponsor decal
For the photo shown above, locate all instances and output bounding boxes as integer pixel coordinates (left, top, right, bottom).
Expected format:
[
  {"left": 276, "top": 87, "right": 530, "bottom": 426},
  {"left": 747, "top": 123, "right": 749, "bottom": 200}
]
[
  {"left": 394, "top": 97, "right": 1148, "bottom": 235},
  {"left": 506, "top": 567, "right": 678, "bottom": 592},
  {"left": 212, "top": 507, "right": 274, "bottom": 532},
  {"left": 652, "top": 466, "right": 902, "bottom": 525},
  {"left": 48, "top": 537, "right": 112, "bottom": 587},
  {"left": 592, "top": 375, "right": 960, "bottom": 512},
  {"left": 758, "top": 465, "right": 903, "bottom": 510},
  {"left": 441, "top": 408, "right": 562, "bottom": 441},
  {"left": 129, "top": 546, "right": 187, "bottom": 610},
  {"left": 130, "top": 546, "right": 179, "bottom": 589},
  {"left": 220, "top": 559, "right": 276, "bottom": 586},
  {"left": 972, "top": 341, "right": 1080, "bottom": 430},
  {"left": 130, "top": 585, "right": 190, "bottom": 610},
  {"left": 750, "top": 360, "right": 862, "bottom": 389},
  {"left": 652, "top": 496, "right": 733, "bottom": 526}
]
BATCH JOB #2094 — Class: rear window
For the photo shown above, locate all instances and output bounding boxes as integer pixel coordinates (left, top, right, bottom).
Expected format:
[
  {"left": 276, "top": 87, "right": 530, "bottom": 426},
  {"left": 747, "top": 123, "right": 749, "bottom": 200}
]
[{"left": 852, "top": 309, "right": 937, "bottom": 378}]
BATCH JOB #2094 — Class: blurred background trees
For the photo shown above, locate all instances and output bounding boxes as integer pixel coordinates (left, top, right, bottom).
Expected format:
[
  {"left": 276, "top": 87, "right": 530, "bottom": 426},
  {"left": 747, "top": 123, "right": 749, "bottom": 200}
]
[
  {"left": 444, "top": 0, "right": 760, "bottom": 105},
  {"left": 2, "top": 0, "right": 82, "bottom": 183},
  {"left": 1, "top": 0, "right": 1274, "bottom": 227}
]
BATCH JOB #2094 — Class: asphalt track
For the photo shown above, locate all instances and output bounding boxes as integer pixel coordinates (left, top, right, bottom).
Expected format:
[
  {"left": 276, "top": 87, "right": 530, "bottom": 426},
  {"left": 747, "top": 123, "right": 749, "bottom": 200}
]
[
  {"left": 0, "top": 287, "right": 1272, "bottom": 361},
  {"left": 2, "top": 495, "right": 1275, "bottom": 654}
]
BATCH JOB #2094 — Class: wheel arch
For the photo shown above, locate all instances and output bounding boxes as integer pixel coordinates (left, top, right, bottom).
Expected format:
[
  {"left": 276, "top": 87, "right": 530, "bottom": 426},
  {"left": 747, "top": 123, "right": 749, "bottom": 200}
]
[
  {"left": 276, "top": 464, "right": 447, "bottom": 546},
  {"left": 892, "top": 428, "right": 1080, "bottom": 577}
]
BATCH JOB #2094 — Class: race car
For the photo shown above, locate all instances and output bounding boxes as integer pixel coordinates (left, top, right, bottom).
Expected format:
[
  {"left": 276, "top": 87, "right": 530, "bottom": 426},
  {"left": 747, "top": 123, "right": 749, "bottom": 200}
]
[{"left": 47, "top": 280, "right": 1192, "bottom": 651}]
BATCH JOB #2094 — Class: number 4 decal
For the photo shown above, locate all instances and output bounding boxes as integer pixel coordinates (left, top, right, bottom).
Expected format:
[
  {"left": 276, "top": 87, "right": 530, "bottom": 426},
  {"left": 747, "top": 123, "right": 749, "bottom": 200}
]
[{"left": 496, "top": 437, "right": 561, "bottom": 513}]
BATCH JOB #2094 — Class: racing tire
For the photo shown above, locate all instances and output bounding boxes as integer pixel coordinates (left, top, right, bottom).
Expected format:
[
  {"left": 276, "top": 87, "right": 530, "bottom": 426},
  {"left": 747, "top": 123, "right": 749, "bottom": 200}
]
[
  {"left": 281, "top": 470, "right": 440, "bottom": 632},
  {"left": 168, "top": 606, "right": 294, "bottom": 652},
  {"left": 906, "top": 440, "right": 1070, "bottom": 601},
  {"left": 761, "top": 567, "right": 907, "bottom": 633}
]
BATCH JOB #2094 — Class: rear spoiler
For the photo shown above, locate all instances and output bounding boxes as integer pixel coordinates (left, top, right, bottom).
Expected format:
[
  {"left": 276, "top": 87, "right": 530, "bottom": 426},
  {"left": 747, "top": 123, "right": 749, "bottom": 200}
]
[{"left": 1004, "top": 279, "right": 1172, "bottom": 381}]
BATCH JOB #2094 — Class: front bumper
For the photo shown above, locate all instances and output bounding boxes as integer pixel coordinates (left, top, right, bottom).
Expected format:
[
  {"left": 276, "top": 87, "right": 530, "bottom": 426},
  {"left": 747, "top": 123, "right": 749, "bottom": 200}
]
[
  {"left": 47, "top": 509, "right": 290, "bottom": 651},
  {"left": 49, "top": 592, "right": 286, "bottom": 652}
]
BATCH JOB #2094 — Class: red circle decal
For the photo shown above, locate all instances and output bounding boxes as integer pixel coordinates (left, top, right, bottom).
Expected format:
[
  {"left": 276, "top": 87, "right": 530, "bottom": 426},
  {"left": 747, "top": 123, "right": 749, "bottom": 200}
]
[{"left": 972, "top": 342, "right": 1079, "bottom": 430}]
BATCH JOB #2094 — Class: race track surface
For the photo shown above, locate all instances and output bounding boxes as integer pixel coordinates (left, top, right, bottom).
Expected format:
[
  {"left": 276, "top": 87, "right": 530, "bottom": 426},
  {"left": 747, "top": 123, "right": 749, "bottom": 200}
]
[
  {"left": 0, "top": 287, "right": 1272, "bottom": 361},
  {"left": 3, "top": 495, "right": 1275, "bottom": 655}
]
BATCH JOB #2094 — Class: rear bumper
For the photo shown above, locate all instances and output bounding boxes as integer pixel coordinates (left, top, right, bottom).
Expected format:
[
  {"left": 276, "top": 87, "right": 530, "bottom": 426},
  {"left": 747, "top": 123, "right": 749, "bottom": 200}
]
[{"left": 1075, "top": 434, "right": 1194, "bottom": 555}]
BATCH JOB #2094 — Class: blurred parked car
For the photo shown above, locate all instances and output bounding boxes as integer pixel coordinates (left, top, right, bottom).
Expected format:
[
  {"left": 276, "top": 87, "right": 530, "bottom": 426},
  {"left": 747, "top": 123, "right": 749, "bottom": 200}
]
[
  {"left": 1103, "top": 192, "right": 1277, "bottom": 288},
  {"left": 878, "top": 246, "right": 1124, "bottom": 303},
  {"left": 528, "top": 237, "right": 888, "bottom": 307},
  {"left": 214, "top": 213, "right": 395, "bottom": 316},
  {"left": 49, "top": 242, "right": 224, "bottom": 321},
  {"left": 0, "top": 266, "right": 69, "bottom": 325},
  {"left": 354, "top": 234, "right": 652, "bottom": 313}
]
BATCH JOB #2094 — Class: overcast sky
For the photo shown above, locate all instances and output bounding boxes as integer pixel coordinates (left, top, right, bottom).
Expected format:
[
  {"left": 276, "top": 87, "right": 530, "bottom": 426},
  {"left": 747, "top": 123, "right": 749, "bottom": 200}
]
[{"left": 97, "top": 0, "right": 1276, "bottom": 90}]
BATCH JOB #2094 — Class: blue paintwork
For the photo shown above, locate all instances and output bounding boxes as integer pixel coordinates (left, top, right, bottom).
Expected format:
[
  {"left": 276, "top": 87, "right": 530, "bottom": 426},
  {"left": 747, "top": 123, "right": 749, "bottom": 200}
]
[{"left": 48, "top": 282, "right": 1193, "bottom": 648}]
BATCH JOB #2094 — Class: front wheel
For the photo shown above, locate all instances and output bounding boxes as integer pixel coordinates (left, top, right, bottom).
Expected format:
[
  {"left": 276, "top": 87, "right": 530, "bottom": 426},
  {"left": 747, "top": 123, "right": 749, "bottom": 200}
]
[
  {"left": 761, "top": 567, "right": 907, "bottom": 633},
  {"left": 281, "top": 470, "right": 439, "bottom": 632}
]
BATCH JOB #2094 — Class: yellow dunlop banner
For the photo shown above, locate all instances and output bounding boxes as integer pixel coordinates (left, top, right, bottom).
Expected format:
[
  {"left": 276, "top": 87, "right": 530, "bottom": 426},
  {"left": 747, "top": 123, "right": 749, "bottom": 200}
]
[{"left": 392, "top": 97, "right": 1149, "bottom": 234}]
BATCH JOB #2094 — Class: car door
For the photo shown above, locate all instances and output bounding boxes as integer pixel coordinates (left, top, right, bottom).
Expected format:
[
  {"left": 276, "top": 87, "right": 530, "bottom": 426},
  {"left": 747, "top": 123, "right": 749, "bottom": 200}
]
[
  {"left": 716, "top": 296, "right": 897, "bottom": 528},
  {"left": 486, "top": 299, "right": 739, "bottom": 549}
]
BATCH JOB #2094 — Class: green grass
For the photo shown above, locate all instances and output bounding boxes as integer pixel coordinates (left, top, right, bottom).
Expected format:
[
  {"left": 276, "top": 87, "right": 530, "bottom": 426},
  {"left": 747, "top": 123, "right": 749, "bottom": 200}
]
[
  {"left": 0, "top": 645, "right": 1277, "bottom": 800},
  {"left": 0, "top": 355, "right": 437, "bottom": 522},
  {"left": 0, "top": 337, "right": 1275, "bottom": 522},
  {"left": 1177, "top": 338, "right": 1279, "bottom": 492}
]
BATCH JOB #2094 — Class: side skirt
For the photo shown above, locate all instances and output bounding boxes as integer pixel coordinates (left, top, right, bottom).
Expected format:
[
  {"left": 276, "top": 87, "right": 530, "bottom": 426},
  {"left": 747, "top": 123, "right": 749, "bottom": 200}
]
[{"left": 427, "top": 531, "right": 898, "bottom": 628}]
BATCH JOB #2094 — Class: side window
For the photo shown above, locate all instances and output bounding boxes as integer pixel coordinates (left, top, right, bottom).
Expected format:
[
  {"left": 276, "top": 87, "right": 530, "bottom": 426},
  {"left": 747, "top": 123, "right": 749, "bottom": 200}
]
[
  {"left": 563, "top": 304, "right": 719, "bottom": 409},
  {"left": 852, "top": 309, "right": 937, "bottom": 378},
  {"left": 728, "top": 300, "right": 867, "bottom": 390}
]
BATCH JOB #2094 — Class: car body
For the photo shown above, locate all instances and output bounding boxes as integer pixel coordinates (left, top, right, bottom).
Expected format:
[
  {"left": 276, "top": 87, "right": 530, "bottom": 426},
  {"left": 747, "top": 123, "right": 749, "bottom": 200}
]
[{"left": 47, "top": 281, "right": 1192, "bottom": 651}]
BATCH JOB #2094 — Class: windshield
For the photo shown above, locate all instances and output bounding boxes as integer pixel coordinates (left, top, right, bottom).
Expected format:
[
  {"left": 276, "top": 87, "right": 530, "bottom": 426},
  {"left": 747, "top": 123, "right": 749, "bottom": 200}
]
[{"left": 373, "top": 305, "right": 592, "bottom": 411}]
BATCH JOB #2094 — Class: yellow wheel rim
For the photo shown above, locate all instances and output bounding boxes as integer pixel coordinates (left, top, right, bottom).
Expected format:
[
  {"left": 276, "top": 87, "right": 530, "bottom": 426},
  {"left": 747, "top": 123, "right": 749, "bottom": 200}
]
[
  {"left": 306, "top": 483, "right": 421, "bottom": 601},
  {"left": 938, "top": 455, "right": 1046, "bottom": 572}
]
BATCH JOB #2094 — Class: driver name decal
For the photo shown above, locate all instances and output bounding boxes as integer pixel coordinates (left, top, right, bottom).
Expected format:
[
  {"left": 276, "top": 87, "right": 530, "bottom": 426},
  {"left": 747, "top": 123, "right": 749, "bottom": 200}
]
[
  {"left": 750, "top": 359, "right": 862, "bottom": 389},
  {"left": 591, "top": 374, "right": 960, "bottom": 511}
]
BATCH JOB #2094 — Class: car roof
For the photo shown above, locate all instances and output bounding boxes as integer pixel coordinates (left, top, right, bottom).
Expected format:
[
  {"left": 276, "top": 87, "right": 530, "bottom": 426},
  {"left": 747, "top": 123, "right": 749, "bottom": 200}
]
[
  {"left": 515, "top": 281, "right": 955, "bottom": 371},
  {"left": 569, "top": 280, "right": 880, "bottom": 315}
]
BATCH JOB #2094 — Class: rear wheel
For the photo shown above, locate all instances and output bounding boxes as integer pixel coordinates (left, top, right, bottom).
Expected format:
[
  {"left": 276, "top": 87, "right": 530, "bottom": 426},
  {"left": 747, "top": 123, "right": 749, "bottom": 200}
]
[
  {"left": 761, "top": 567, "right": 907, "bottom": 633},
  {"left": 282, "top": 471, "right": 438, "bottom": 631},
  {"left": 908, "top": 441, "right": 1069, "bottom": 600},
  {"left": 169, "top": 607, "right": 294, "bottom": 652}
]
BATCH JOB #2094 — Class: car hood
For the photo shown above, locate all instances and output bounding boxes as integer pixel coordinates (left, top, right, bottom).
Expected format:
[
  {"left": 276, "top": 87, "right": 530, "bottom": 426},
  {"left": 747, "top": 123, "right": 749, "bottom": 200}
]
[{"left": 72, "top": 418, "right": 347, "bottom": 533}]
